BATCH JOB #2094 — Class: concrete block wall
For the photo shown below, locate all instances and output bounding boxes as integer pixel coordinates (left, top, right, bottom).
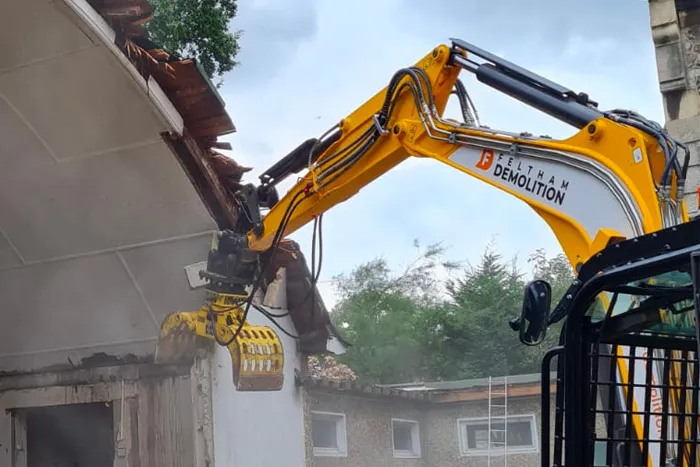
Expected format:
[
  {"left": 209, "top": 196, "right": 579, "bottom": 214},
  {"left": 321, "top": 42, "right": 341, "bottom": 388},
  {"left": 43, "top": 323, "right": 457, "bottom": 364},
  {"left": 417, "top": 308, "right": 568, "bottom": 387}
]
[{"left": 649, "top": 0, "right": 700, "bottom": 217}]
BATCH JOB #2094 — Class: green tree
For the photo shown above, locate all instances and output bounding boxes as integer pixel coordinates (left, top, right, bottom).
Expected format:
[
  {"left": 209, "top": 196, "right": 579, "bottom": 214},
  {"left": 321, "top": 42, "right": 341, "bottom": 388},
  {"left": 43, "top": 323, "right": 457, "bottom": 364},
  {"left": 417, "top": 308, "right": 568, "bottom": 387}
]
[
  {"left": 329, "top": 242, "right": 575, "bottom": 384},
  {"left": 433, "top": 246, "right": 576, "bottom": 378},
  {"left": 146, "top": 0, "right": 242, "bottom": 84},
  {"left": 426, "top": 246, "right": 538, "bottom": 379},
  {"left": 330, "top": 241, "right": 459, "bottom": 384}
]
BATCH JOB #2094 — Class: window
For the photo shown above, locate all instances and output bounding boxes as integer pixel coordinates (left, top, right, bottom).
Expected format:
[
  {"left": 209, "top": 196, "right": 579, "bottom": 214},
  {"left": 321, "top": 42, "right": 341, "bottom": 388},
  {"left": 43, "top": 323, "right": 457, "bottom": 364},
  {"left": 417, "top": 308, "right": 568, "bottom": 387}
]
[
  {"left": 458, "top": 414, "right": 538, "bottom": 456},
  {"left": 311, "top": 411, "right": 347, "bottom": 457},
  {"left": 391, "top": 419, "right": 421, "bottom": 458}
]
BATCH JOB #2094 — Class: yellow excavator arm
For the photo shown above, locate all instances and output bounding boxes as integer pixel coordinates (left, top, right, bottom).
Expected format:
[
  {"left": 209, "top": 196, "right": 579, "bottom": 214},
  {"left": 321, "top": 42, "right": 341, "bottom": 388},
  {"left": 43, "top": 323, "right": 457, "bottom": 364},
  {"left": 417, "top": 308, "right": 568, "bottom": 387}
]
[
  {"left": 156, "top": 38, "right": 691, "bottom": 395},
  {"left": 245, "top": 40, "right": 687, "bottom": 267}
]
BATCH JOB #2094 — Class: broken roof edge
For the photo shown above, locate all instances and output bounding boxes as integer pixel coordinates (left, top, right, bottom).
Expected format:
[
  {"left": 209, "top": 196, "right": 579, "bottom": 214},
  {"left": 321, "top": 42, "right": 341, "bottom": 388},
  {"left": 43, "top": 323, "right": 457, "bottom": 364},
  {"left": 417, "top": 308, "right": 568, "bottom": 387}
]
[
  {"left": 81, "top": 0, "right": 236, "bottom": 140},
  {"left": 61, "top": 0, "right": 186, "bottom": 134},
  {"left": 297, "top": 374, "right": 433, "bottom": 402},
  {"left": 81, "top": 0, "right": 348, "bottom": 354}
]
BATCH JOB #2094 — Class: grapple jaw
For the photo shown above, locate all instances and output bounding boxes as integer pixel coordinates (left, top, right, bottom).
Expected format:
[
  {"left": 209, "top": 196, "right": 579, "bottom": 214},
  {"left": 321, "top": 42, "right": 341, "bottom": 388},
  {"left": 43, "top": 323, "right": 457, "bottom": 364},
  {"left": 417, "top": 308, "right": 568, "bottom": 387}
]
[
  {"left": 155, "top": 293, "right": 285, "bottom": 392},
  {"left": 154, "top": 308, "right": 205, "bottom": 364},
  {"left": 227, "top": 320, "right": 285, "bottom": 391}
]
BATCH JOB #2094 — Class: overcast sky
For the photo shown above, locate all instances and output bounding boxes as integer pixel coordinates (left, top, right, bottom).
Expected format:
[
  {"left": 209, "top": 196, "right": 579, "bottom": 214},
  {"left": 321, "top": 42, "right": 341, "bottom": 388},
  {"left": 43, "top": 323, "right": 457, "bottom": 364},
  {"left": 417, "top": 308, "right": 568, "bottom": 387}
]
[{"left": 217, "top": 0, "right": 664, "bottom": 309}]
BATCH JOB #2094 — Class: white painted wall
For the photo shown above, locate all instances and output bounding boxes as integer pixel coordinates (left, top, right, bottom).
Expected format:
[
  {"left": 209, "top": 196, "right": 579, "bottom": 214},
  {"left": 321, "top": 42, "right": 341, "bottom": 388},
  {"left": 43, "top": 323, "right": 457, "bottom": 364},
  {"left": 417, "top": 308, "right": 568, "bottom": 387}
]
[
  {"left": 210, "top": 274, "right": 307, "bottom": 467},
  {"left": 0, "top": 0, "right": 217, "bottom": 373}
]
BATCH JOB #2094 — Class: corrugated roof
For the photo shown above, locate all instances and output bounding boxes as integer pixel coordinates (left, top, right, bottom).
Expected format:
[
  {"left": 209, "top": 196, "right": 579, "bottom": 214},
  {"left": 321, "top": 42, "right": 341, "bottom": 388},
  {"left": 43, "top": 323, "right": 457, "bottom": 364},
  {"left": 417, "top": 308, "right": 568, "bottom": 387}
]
[{"left": 87, "top": 0, "right": 346, "bottom": 353}]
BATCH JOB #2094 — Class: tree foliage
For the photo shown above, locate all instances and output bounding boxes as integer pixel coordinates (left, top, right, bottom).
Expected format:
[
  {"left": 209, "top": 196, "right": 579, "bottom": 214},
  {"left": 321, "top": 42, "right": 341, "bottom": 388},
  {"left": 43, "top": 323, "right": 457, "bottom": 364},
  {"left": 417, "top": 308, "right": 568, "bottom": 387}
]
[
  {"left": 331, "top": 241, "right": 460, "bottom": 384},
  {"left": 329, "top": 241, "right": 574, "bottom": 385},
  {"left": 146, "top": 0, "right": 242, "bottom": 84}
]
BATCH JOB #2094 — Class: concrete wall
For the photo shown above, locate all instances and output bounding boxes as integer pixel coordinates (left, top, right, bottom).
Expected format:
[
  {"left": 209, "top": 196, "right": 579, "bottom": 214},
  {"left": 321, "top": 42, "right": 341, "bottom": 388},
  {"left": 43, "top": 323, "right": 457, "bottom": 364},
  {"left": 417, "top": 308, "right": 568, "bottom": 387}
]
[
  {"left": 0, "top": 0, "right": 223, "bottom": 374},
  {"left": 211, "top": 297, "right": 308, "bottom": 467}
]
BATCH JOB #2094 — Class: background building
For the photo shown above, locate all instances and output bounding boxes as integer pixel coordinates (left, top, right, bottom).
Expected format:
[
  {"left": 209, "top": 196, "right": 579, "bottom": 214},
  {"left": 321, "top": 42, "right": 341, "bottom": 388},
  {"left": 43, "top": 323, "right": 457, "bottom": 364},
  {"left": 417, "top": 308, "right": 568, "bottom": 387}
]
[{"left": 300, "top": 363, "right": 558, "bottom": 467}]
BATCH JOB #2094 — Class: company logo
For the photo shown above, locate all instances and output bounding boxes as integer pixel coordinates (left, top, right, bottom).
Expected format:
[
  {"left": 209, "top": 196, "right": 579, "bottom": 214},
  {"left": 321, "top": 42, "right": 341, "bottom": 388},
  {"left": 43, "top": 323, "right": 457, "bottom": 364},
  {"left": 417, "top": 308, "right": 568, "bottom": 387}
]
[
  {"left": 476, "top": 149, "right": 494, "bottom": 171},
  {"left": 473, "top": 149, "right": 570, "bottom": 207}
]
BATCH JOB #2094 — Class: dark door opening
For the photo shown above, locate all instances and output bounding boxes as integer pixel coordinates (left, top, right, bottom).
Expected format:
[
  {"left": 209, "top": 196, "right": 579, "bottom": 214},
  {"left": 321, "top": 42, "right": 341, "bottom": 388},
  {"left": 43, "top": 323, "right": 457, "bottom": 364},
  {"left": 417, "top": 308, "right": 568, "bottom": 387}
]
[{"left": 17, "top": 402, "right": 114, "bottom": 467}]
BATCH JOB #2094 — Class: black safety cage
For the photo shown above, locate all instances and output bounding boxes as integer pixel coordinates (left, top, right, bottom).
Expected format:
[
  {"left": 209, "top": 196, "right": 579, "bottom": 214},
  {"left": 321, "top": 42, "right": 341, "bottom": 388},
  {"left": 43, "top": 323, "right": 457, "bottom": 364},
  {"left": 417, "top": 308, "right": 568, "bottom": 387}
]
[{"left": 539, "top": 218, "right": 700, "bottom": 467}]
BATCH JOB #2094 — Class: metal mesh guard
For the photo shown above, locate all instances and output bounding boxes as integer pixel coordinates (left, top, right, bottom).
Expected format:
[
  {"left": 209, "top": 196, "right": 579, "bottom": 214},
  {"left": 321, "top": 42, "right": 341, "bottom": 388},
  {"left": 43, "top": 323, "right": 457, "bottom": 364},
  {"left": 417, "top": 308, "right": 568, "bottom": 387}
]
[{"left": 551, "top": 343, "right": 700, "bottom": 467}]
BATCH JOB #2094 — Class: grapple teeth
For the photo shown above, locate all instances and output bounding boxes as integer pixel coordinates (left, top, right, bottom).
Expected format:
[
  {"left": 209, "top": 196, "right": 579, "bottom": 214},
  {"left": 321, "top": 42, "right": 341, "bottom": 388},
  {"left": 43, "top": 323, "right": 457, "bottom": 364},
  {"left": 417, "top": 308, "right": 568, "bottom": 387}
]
[
  {"left": 155, "top": 295, "right": 285, "bottom": 391},
  {"left": 154, "top": 312, "right": 201, "bottom": 364},
  {"left": 230, "top": 323, "right": 284, "bottom": 391}
]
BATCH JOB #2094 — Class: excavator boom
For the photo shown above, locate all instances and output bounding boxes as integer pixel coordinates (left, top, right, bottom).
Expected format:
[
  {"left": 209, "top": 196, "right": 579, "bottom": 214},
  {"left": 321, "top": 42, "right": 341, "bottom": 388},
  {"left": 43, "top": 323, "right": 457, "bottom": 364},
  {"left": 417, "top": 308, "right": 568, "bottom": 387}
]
[
  {"left": 156, "top": 38, "right": 692, "bottom": 448},
  {"left": 239, "top": 39, "right": 687, "bottom": 270}
]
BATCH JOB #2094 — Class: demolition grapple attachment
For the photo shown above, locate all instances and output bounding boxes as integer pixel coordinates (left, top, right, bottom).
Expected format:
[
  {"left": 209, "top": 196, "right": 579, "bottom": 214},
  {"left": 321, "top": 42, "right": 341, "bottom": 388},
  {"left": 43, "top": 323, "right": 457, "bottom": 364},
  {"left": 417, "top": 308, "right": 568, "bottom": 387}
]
[
  {"left": 155, "top": 231, "right": 285, "bottom": 391},
  {"left": 156, "top": 292, "right": 284, "bottom": 391}
]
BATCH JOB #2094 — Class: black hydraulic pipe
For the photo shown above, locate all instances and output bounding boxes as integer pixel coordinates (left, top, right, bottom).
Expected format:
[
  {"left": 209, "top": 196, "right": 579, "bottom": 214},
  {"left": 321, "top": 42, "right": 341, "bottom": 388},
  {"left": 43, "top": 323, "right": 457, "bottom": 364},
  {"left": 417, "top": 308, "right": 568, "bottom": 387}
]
[
  {"left": 474, "top": 62, "right": 603, "bottom": 129},
  {"left": 259, "top": 128, "right": 342, "bottom": 187},
  {"left": 451, "top": 38, "right": 572, "bottom": 97},
  {"left": 260, "top": 138, "right": 318, "bottom": 186},
  {"left": 310, "top": 128, "right": 342, "bottom": 164}
]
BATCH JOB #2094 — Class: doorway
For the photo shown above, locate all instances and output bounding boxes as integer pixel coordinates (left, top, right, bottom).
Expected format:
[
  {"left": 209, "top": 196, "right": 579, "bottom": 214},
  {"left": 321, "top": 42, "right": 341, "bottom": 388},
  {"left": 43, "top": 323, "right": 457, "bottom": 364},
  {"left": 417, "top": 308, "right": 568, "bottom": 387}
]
[{"left": 14, "top": 402, "right": 114, "bottom": 467}]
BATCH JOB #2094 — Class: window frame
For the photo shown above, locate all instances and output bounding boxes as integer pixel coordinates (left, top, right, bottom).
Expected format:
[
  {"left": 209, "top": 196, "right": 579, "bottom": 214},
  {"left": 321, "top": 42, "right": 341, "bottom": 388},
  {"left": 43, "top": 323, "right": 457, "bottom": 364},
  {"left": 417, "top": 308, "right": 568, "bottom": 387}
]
[
  {"left": 457, "top": 413, "right": 539, "bottom": 457},
  {"left": 310, "top": 411, "right": 348, "bottom": 458},
  {"left": 391, "top": 418, "right": 421, "bottom": 458}
]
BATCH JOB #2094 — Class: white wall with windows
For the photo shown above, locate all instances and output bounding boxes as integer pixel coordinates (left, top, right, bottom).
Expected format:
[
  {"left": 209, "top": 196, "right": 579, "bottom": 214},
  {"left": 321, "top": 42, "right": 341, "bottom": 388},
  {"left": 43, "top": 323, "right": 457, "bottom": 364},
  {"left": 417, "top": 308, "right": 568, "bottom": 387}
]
[
  {"left": 457, "top": 413, "right": 539, "bottom": 457},
  {"left": 311, "top": 411, "right": 348, "bottom": 457},
  {"left": 391, "top": 418, "right": 421, "bottom": 458}
]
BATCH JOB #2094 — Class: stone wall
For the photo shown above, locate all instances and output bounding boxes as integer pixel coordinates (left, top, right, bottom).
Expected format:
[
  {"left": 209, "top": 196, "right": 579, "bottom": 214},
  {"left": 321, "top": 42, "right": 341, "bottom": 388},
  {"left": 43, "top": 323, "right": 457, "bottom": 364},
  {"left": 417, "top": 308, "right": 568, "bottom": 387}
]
[
  {"left": 306, "top": 390, "right": 558, "bottom": 467},
  {"left": 307, "top": 391, "right": 429, "bottom": 467},
  {"left": 649, "top": 0, "right": 700, "bottom": 217}
]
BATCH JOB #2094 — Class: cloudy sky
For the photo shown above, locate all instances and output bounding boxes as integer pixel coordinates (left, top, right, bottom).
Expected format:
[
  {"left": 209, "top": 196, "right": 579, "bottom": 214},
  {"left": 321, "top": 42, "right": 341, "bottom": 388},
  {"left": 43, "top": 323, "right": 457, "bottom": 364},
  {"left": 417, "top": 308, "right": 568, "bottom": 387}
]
[{"left": 217, "top": 0, "right": 664, "bottom": 309}]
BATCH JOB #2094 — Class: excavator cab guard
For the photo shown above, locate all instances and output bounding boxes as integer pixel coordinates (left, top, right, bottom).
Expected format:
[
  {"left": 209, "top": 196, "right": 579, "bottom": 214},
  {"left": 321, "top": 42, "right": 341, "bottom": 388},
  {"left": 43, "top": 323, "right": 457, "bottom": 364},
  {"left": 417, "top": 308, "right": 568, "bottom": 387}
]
[{"left": 519, "top": 217, "right": 700, "bottom": 467}]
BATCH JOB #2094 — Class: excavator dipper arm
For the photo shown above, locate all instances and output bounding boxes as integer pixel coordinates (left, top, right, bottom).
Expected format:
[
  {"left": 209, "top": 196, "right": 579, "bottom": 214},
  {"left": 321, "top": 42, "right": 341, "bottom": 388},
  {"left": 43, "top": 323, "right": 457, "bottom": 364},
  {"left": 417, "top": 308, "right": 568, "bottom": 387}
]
[{"left": 156, "top": 38, "right": 690, "bottom": 397}]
